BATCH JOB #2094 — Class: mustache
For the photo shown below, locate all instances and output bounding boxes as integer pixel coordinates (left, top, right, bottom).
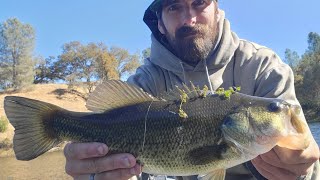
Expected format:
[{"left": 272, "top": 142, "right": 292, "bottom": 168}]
[{"left": 175, "top": 25, "right": 204, "bottom": 39}]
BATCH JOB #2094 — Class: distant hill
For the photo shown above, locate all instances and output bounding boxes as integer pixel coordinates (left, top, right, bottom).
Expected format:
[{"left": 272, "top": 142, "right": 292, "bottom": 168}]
[{"left": 0, "top": 84, "right": 89, "bottom": 157}]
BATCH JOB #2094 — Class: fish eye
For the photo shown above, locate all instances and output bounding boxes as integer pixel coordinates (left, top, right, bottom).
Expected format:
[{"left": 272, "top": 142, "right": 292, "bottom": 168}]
[
  {"left": 268, "top": 102, "right": 282, "bottom": 112},
  {"left": 223, "top": 116, "right": 234, "bottom": 127}
]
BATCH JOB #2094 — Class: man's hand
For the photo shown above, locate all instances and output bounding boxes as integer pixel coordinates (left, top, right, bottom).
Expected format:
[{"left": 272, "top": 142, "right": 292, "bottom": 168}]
[
  {"left": 63, "top": 142, "right": 142, "bottom": 180},
  {"left": 252, "top": 137, "right": 319, "bottom": 180}
]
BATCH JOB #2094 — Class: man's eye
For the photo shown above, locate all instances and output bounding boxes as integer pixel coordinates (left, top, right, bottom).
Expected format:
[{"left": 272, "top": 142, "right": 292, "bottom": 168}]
[
  {"left": 167, "top": 4, "right": 182, "bottom": 12},
  {"left": 193, "top": 0, "right": 209, "bottom": 7}
]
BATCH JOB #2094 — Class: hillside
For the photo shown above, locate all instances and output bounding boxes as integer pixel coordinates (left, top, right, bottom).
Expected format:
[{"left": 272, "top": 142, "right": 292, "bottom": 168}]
[{"left": 0, "top": 84, "right": 90, "bottom": 157}]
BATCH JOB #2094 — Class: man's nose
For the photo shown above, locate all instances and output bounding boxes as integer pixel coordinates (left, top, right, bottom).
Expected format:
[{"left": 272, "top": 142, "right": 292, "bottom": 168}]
[{"left": 182, "top": 8, "right": 197, "bottom": 26}]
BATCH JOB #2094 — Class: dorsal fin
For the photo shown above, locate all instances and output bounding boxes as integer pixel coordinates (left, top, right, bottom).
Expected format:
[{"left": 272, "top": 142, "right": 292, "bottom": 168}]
[
  {"left": 189, "top": 82, "right": 202, "bottom": 97},
  {"left": 159, "top": 82, "right": 207, "bottom": 101},
  {"left": 86, "top": 80, "right": 159, "bottom": 113}
]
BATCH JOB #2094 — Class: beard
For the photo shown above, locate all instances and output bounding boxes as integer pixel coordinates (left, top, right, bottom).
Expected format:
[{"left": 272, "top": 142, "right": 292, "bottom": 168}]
[{"left": 164, "top": 21, "right": 218, "bottom": 66}]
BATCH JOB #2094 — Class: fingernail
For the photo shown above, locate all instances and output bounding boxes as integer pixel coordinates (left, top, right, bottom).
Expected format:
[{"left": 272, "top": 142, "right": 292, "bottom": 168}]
[
  {"left": 124, "top": 157, "right": 132, "bottom": 167},
  {"left": 97, "top": 145, "right": 106, "bottom": 155}
]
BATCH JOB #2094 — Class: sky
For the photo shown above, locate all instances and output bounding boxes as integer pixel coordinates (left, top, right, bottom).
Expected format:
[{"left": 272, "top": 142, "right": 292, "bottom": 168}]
[{"left": 1, "top": 0, "right": 320, "bottom": 60}]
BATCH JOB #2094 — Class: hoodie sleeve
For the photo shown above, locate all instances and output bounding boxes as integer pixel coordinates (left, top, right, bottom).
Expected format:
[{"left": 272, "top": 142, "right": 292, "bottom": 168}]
[
  {"left": 253, "top": 51, "right": 299, "bottom": 106},
  {"left": 233, "top": 41, "right": 299, "bottom": 106},
  {"left": 127, "top": 60, "right": 160, "bottom": 97},
  {"left": 127, "top": 58, "right": 175, "bottom": 97},
  {"left": 127, "top": 67, "right": 157, "bottom": 96}
]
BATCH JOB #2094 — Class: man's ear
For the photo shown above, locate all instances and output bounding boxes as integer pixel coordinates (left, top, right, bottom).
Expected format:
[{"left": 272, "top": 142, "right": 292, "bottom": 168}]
[
  {"left": 216, "top": 10, "right": 221, "bottom": 22},
  {"left": 214, "top": 1, "right": 221, "bottom": 22},
  {"left": 158, "top": 20, "right": 165, "bottom": 35}
]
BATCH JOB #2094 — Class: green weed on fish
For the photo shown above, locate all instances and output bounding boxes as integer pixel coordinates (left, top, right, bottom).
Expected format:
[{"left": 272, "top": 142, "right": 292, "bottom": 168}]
[
  {"left": 179, "top": 90, "right": 189, "bottom": 119},
  {"left": 177, "top": 85, "right": 210, "bottom": 119},
  {"left": 215, "top": 87, "right": 241, "bottom": 99}
]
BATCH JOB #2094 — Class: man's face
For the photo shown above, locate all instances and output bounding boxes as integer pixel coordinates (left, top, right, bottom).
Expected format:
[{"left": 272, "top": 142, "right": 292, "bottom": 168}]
[{"left": 158, "top": 0, "right": 219, "bottom": 65}]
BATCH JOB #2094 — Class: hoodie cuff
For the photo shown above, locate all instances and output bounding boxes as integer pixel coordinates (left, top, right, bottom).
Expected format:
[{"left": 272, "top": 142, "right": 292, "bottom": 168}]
[{"left": 244, "top": 161, "right": 267, "bottom": 180}]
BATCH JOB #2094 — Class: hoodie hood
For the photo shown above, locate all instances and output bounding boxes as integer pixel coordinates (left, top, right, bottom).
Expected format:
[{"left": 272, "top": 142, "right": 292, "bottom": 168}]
[
  {"left": 143, "top": 2, "right": 163, "bottom": 44},
  {"left": 148, "top": 10, "right": 240, "bottom": 76}
]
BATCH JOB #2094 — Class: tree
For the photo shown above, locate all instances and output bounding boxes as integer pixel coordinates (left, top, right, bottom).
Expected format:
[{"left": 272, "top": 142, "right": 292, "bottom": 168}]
[
  {"left": 53, "top": 42, "right": 142, "bottom": 93},
  {"left": 307, "top": 32, "right": 320, "bottom": 53},
  {"left": 54, "top": 41, "right": 101, "bottom": 92},
  {"left": 109, "top": 46, "right": 141, "bottom": 80},
  {"left": 298, "top": 32, "right": 320, "bottom": 77},
  {"left": 95, "top": 47, "right": 119, "bottom": 81},
  {"left": 0, "top": 18, "right": 35, "bottom": 90},
  {"left": 142, "top": 47, "right": 151, "bottom": 59},
  {"left": 292, "top": 32, "right": 320, "bottom": 121},
  {"left": 34, "top": 56, "right": 56, "bottom": 84},
  {"left": 284, "top": 48, "right": 300, "bottom": 70}
]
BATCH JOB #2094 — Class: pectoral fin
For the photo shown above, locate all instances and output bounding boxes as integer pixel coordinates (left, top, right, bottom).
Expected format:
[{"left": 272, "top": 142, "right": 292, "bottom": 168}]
[
  {"left": 188, "top": 143, "right": 228, "bottom": 165},
  {"left": 198, "top": 169, "right": 226, "bottom": 180}
]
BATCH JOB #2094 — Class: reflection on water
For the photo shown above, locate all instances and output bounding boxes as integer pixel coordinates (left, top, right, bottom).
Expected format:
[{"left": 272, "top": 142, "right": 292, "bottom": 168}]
[
  {"left": 0, "top": 122, "right": 319, "bottom": 179},
  {"left": 0, "top": 151, "right": 71, "bottom": 180}
]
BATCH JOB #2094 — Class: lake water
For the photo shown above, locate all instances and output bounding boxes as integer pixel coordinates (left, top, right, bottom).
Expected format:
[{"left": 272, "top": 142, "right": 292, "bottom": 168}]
[
  {"left": 309, "top": 122, "right": 320, "bottom": 146},
  {"left": 0, "top": 122, "right": 319, "bottom": 179}
]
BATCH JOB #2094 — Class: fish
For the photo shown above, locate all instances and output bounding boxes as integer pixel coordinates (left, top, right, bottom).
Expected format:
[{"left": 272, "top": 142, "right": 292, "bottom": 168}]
[{"left": 4, "top": 80, "right": 311, "bottom": 180}]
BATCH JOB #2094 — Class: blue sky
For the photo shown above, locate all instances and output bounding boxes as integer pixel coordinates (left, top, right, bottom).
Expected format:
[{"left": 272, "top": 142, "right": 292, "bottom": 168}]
[{"left": 1, "top": 0, "right": 320, "bottom": 60}]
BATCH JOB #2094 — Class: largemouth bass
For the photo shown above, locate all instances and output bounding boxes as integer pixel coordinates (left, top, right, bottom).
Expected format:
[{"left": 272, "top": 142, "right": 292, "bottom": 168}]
[{"left": 4, "top": 80, "right": 310, "bottom": 179}]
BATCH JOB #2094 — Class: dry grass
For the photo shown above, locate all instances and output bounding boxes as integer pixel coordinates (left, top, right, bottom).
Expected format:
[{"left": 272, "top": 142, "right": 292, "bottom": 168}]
[{"left": 0, "top": 84, "right": 90, "bottom": 156}]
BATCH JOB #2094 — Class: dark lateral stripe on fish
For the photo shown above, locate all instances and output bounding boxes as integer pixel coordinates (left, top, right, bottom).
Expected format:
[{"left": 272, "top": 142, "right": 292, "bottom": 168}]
[
  {"left": 4, "top": 96, "right": 61, "bottom": 160},
  {"left": 188, "top": 143, "right": 229, "bottom": 165}
]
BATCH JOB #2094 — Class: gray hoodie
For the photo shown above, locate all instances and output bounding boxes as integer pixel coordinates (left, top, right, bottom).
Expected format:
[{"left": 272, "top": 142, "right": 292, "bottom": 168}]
[{"left": 128, "top": 10, "right": 319, "bottom": 180}]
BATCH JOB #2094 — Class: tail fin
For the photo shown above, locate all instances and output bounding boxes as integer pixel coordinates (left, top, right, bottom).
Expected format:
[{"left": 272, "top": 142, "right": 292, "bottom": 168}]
[{"left": 4, "top": 96, "right": 62, "bottom": 161}]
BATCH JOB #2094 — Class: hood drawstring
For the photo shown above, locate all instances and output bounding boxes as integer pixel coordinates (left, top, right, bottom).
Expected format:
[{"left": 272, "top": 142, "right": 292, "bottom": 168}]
[
  {"left": 204, "top": 59, "right": 214, "bottom": 94},
  {"left": 180, "top": 61, "right": 188, "bottom": 85},
  {"left": 180, "top": 60, "right": 214, "bottom": 94}
]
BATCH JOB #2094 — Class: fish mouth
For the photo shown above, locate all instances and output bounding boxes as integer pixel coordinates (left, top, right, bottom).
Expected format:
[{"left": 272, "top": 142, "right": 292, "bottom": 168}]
[
  {"left": 288, "top": 105, "right": 308, "bottom": 134},
  {"left": 275, "top": 104, "right": 311, "bottom": 150}
]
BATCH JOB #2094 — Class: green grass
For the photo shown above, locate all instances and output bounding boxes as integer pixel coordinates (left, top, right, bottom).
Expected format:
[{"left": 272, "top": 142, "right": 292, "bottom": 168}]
[{"left": 0, "top": 116, "right": 8, "bottom": 133}]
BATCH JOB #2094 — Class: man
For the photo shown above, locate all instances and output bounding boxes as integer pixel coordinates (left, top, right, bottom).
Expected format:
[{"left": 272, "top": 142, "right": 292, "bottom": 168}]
[{"left": 64, "top": 0, "right": 320, "bottom": 179}]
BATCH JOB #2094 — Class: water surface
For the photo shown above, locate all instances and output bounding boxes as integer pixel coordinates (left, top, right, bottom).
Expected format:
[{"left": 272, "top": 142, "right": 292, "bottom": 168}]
[{"left": 309, "top": 122, "right": 320, "bottom": 145}]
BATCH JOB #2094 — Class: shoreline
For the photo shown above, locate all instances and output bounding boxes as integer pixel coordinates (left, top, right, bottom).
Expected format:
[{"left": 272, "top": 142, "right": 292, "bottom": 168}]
[{"left": 308, "top": 119, "right": 320, "bottom": 123}]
